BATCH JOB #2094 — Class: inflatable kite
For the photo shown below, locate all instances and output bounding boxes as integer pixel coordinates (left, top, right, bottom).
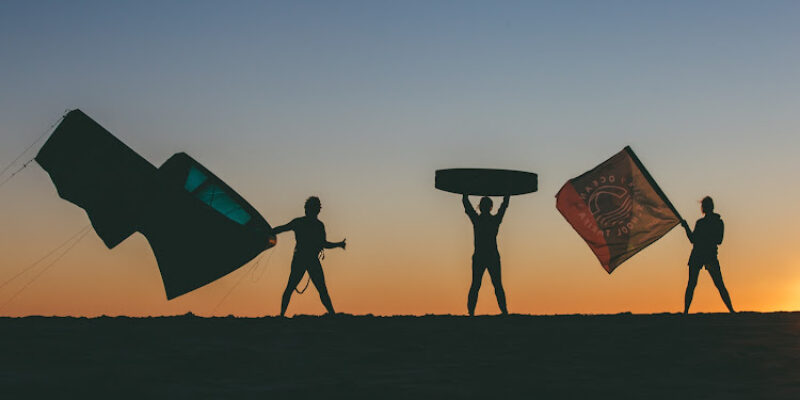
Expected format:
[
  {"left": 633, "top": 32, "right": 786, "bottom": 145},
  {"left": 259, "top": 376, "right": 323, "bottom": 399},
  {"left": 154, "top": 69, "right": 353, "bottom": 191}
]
[{"left": 35, "top": 109, "right": 276, "bottom": 299}]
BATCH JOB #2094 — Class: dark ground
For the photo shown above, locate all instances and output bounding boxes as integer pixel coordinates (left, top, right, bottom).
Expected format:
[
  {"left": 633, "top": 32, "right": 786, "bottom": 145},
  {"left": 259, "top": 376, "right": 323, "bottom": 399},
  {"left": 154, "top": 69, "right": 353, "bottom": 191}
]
[{"left": 1, "top": 312, "right": 798, "bottom": 398}]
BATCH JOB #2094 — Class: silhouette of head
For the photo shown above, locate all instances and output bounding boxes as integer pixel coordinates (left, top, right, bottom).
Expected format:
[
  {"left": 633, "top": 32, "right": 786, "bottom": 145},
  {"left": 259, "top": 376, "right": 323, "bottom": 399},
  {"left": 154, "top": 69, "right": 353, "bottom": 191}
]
[
  {"left": 478, "top": 196, "right": 493, "bottom": 214},
  {"left": 701, "top": 196, "right": 714, "bottom": 214},
  {"left": 305, "top": 196, "right": 321, "bottom": 217}
]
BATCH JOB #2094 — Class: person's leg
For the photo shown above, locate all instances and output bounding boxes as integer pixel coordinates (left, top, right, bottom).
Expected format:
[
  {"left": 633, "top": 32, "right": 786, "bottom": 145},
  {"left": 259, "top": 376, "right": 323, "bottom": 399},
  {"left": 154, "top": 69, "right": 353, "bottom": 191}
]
[
  {"left": 684, "top": 265, "right": 701, "bottom": 314},
  {"left": 281, "top": 257, "right": 306, "bottom": 317},
  {"left": 707, "top": 261, "right": 735, "bottom": 313},
  {"left": 307, "top": 258, "right": 335, "bottom": 315},
  {"left": 468, "top": 256, "right": 484, "bottom": 316},
  {"left": 487, "top": 258, "right": 508, "bottom": 315}
]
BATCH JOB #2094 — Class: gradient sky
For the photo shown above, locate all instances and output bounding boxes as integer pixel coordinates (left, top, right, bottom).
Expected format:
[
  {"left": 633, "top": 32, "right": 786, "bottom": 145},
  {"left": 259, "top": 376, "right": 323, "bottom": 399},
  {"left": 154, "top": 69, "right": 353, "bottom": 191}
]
[{"left": 1, "top": 1, "right": 799, "bottom": 317}]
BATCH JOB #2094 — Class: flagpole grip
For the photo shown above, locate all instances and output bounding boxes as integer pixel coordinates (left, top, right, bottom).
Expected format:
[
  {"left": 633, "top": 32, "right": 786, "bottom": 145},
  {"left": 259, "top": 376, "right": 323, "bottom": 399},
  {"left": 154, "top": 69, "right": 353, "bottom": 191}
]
[{"left": 623, "top": 146, "right": 684, "bottom": 222}]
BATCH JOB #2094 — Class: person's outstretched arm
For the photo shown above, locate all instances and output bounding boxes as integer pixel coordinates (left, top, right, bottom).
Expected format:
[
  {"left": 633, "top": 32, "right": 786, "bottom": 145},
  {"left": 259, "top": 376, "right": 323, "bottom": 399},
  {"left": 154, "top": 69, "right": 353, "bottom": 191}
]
[
  {"left": 497, "top": 195, "right": 510, "bottom": 222},
  {"left": 463, "top": 194, "right": 477, "bottom": 219},
  {"left": 680, "top": 220, "right": 694, "bottom": 243},
  {"left": 324, "top": 239, "right": 346, "bottom": 250},
  {"left": 321, "top": 225, "right": 346, "bottom": 249},
  {"left": 271, "top": 219, "right": 296, "bottom": 235}
]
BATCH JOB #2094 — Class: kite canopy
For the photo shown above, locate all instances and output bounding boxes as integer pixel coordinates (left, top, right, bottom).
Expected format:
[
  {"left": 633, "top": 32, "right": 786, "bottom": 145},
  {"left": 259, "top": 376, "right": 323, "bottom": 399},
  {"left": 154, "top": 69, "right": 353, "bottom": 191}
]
[
  {"left": 146, "top": 153, "right": 276, "bottom": 299},
  {"left": 35, "top": 109, "right": 276, "bottom": 299},
  {"left": 34, "top": 109, "right": 157, "bottom": 248}
]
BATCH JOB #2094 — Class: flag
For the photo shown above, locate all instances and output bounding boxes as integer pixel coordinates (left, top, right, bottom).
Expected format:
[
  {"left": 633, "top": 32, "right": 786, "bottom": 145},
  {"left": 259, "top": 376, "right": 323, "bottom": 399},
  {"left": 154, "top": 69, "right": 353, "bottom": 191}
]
[{"left": 556, "top": 146, "right": 681, "bottom": 273}]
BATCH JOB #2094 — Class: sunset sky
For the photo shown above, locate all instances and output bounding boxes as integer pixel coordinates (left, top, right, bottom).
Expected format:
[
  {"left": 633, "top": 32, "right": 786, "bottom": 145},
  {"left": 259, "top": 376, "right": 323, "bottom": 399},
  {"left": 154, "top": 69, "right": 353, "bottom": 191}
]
[{"left": 1, "top": 1, "right": 799, "bottom": 317}]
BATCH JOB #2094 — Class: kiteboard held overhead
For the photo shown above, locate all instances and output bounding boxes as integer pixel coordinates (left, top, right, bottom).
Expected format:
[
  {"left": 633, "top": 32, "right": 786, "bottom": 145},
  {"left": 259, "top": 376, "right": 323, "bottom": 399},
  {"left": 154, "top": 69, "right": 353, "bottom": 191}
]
[
  {"left": 435, "top": 168, "right": 538, "bottom": 196},
  {"left": 435, "top": 167, "right": 537, "bottom": 316},
  {"left": 35, "top": 109, "right": 277, "bottom": 300}
]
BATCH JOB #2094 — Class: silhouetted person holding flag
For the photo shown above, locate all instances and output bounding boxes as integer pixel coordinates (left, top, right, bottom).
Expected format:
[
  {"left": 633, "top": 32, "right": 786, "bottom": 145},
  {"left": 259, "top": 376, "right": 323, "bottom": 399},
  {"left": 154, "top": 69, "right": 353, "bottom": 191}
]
[
  {"left": 463, "top": 194, "right": 510, "bottom": 316},
  {"left": 272, "top": 196, "right": 346, "bottom": 316},
  {"left": 681, "top": 196, "right": 735, "bottom": 314}
]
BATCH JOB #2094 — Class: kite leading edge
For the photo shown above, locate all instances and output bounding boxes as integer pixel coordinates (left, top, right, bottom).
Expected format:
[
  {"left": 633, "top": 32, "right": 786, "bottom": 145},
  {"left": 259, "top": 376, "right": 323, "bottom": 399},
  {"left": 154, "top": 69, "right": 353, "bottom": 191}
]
[{"left": 35, "top": 109, "right": 276, "bottom": 300}]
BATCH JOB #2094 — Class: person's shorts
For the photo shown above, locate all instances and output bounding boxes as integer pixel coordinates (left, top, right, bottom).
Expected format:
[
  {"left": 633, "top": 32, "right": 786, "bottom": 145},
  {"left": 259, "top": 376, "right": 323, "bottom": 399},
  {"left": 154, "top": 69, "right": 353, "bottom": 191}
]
[{"left": 689, "top": 257, "right": 720, "bottom": 272}]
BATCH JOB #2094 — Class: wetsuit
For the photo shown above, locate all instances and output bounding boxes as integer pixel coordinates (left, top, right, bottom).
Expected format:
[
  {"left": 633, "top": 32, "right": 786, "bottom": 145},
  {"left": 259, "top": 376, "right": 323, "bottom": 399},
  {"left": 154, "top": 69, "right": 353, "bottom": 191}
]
[
  {"left": 464, "top": 195, "right": 509, "bottom": 315},
  {"left": 275, "top": 216, "right": 337, "bottom": 315}
]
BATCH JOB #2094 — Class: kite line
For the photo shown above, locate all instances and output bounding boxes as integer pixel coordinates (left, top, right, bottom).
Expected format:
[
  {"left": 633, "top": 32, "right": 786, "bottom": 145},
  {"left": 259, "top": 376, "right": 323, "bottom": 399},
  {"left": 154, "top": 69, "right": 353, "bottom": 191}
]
[
  {"left": 0, "top": 225, "right": 91, "bottom": 293},
  {"left": 0, "top": 111, "right": 66, "bottom": 191},
  {"left": 212, "top": 244, "right": 330, "bottom": 313},
  {"left": 212, "top": 249, "right": 275, "bottom": 315},
  {"left": 0, "top": 158, "right": 37, "bottom": 190},
  {"left": 250, "top": 248, "right": 273, "bottom": 283},
  {"left": 0, "top": 225, "right": 91, "bottom": 313}
]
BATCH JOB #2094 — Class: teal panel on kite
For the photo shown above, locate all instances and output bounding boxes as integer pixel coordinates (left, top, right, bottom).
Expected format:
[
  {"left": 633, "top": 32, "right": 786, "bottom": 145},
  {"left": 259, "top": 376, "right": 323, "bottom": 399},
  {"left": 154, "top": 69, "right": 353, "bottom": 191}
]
[
  {"left": 35, "top": 109, "right": 276, "bottom": 300},
  {"left": 160, "top": 153, "right": 255, "bottom": 226},
  {"left": 184, "top": 166, "right": 208, "bottom": 192},
  {"left": 183, "top": 164, "right": 251, "bottom": 224},
  {"left": 194, "top": 184, "right": 252, "bottom": 225}
]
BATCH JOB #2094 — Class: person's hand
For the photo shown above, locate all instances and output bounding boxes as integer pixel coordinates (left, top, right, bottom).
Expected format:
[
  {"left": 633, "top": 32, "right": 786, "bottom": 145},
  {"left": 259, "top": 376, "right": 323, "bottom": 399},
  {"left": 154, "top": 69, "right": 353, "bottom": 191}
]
[{"left": 340, "top": 239, "right": 347, "bottom": 250}]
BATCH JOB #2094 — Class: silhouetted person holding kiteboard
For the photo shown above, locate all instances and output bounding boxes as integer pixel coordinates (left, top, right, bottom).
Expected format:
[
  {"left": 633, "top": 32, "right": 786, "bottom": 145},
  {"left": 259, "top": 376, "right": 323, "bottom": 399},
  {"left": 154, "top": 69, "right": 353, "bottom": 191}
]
[
  {"left": 272, "top": 196, "right": 346, "bottom": 317},
  {"left": 463, "top": 194, "right": 510, "bottom": 316},
  {"left": 681, "top": 196, "right": 735, "bottom": 314}
]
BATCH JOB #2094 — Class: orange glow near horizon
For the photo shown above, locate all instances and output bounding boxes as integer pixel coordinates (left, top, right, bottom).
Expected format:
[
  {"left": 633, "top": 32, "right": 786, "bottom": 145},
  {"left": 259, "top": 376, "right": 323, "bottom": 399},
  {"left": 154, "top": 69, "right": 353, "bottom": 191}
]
[{"left": 1, "top": 169, "right": 798, "bottom": 318}]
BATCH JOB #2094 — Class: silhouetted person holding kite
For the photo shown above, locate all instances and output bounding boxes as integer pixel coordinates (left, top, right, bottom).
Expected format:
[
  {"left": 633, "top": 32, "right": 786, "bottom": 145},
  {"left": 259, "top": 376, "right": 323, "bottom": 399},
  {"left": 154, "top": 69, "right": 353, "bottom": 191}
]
[
  {"left": 680, "top": 196, "right": 735, "bottom": 314},
  {"left": 272, "top": 196, "right": 346, "bottom": 316},
  {"left": 463, "top": 194, "right": 510, "bottom": 316}
]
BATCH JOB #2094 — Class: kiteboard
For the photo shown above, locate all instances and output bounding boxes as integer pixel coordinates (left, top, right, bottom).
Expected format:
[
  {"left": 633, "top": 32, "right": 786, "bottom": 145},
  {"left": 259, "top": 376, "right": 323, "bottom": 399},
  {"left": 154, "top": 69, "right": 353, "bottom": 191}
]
[{"left": 435, "top": 168, "right": 538, "bottom": 196}]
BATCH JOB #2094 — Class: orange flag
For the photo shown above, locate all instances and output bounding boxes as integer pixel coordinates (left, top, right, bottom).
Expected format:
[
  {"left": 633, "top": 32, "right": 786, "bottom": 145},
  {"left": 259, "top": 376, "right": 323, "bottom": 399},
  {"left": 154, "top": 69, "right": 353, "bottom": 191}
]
[{"left": 556, "top": 146, "right": 681, "bottom": 273}]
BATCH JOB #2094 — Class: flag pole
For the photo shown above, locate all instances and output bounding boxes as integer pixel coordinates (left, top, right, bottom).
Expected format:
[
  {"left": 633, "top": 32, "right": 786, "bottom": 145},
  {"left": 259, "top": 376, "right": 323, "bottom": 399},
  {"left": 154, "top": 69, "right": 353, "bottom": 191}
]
[{"left": 623, "top": 146, "right": 684, "bottom": 222}]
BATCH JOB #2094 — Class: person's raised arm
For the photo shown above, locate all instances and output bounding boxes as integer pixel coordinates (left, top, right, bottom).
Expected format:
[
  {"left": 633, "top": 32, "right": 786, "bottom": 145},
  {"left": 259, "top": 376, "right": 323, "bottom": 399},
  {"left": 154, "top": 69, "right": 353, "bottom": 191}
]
[
  {"left": 496, "top": 195, "right": 510, "bottom": 221},
  {"left": 463, "top": 194, "right": 477, "bottom": 219},
  {"left": 680, "top": 220, "right": 694, "bottom": 243},
  {"left": 321, "top": 225, "right": 346, "bottom": 250}
]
